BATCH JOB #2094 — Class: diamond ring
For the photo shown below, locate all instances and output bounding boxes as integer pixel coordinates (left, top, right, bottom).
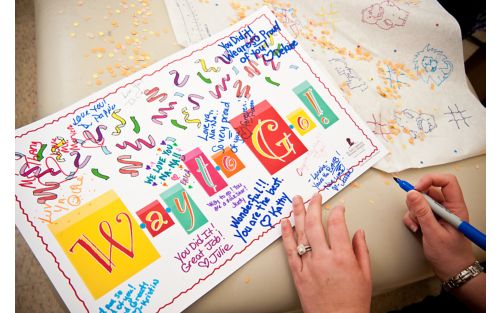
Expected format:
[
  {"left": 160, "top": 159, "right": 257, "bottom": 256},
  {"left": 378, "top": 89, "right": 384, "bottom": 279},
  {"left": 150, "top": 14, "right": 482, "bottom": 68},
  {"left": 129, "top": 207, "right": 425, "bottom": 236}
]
[{"left": 297, "top": 243, "right": 312, "bottom": 256}]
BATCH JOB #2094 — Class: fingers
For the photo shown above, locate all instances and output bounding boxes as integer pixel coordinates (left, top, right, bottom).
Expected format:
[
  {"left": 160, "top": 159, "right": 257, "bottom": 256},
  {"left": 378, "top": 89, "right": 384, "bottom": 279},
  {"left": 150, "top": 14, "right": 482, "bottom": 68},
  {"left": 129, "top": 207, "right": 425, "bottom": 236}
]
[
  {"left": 352, "top": 229, "right": 371, "bottom": 283},
  {"left": 304, "top": 193, "right": 329, "bottom": 251},
  {"left": 281, "top": 218, "right": 302, "bottom": 273},
  {"left": 406, "top": 190, "right": 444, "bottom": 236},
  {"left": 425, "top": 186, "right": 445, "bottom": 204},
  {"left": 292, "top": 195, "right": 308, "bottom": 246},
  {"left": 403, "top": 211, "right": 419, "bottom": 232},
  {"left": 327, "top": 205, "right": 353, "bottom": 252},
  {"left": 414, "top": 173, "right": 464, "bottom": 204}
]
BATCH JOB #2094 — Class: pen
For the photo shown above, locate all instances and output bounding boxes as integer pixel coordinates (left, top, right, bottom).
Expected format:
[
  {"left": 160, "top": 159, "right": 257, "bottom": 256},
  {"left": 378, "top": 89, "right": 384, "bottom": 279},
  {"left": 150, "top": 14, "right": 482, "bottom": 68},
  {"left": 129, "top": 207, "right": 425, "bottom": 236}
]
[{"left": 393, "top": 177, "right": 486, "bottom": 251}]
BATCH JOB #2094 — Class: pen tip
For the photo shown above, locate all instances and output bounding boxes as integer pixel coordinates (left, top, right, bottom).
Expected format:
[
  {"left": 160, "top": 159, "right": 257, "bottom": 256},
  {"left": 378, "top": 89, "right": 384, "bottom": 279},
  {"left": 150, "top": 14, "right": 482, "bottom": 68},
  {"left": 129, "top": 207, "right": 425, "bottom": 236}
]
[{"left": 392, "top": 177, "right": 399, "bottom": 182}]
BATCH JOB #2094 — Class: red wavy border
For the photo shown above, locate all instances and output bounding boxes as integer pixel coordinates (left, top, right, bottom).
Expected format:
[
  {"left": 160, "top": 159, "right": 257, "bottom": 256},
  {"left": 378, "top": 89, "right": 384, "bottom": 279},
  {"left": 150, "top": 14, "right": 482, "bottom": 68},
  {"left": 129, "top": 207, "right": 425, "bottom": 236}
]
[{"left": 16, "top": 12, "right": 380, "bottom": 313}]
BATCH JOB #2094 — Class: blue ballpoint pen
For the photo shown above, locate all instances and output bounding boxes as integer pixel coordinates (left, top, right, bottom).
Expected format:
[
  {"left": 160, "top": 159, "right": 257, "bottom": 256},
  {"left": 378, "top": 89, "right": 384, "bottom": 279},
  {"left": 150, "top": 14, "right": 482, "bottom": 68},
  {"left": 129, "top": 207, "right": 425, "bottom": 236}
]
[{"left": 393, "top": 177, "right": 486, "bottom": 251}]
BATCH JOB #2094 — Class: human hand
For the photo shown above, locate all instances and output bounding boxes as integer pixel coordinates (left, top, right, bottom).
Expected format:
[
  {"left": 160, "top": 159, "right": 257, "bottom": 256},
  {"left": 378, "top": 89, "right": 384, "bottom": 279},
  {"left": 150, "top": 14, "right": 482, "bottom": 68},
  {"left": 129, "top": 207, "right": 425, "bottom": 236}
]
[
  {"left": 402, "top": 173, "right": 475, "bottom": 281},
  {"left": 281, "top": 193, "right": 372, "bottom": 313}
]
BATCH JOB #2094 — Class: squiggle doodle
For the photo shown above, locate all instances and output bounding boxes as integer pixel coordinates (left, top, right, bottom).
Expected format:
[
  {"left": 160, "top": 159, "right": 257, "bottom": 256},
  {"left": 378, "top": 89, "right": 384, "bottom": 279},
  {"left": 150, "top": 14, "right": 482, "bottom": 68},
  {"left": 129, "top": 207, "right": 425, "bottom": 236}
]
[
  {"left": 209, "top": 74, "right": 231, "bottom": 99},
  {"left": 91, "top": 168, "right": 110, "bottom": 180},
  {"left": 233, "top": 80, "right": 251, "bottom": 98},
  {"left": 69, "top": 151, "right": 92, "bottom": 169},
  {"left": 117, "top": 155, "right": 143, "bottom": 177},
  {"left": 264, "top": 76, "right": 280, "bottom": 87},
  {"left": 151, "top": 101, "right": 177, "bottom": 125},
  {"left": 144, "top": 87, "right": 168, "bottom": 103},
  {"left": 196, "top": 59, "right": 220, "bottom": 72},
  {"left": 111, "top": 109, "right": 126, "bottom": 136},
  {"left": 188, "top": 94, "right": 204, "bottom": 110},
  {"left": 181, "top": 107, "right": 202, "bottom": 128},
  {"left": 232, "top": 66, "right": 239, "bottom": 75},
  {"left": 130, "top": 116, "right": 140, "bottom": 134},
  {"left": 116, "top": 135, "right": 156, "bottom": 151},
  {"left": 174, "top": 92, "right": 185, "bottom": 97},
  {"left": 80, "top": 125, "right": 111, "bottom": 155},
  {"left": 33, "top": 181, "right": 60, "bottom": 204},
  {"left": 171, "top": 120, "right": 187, "bottom": 130},
  {"left": 214, "top": 53, "right": 232, "bottom": 64},
  {"left": 414, "top": 44, "right": 453, "bottom": 87},
  {"left": 50, "top": 137, "right": 66, "bottom": 161},
  {"left": 36, "top": 144, "right": 47, "bottom": 161},
  {"left": 197, "top": 72, "right": 212, "bottom": 84},
  {"left": 260, "top": 53, "right": 281, "bottom": 71},
  {"left": 244, "top": 60, "right": 261, "bottom": 77},
  {"left": 361, "top": 0, "right": 409, "bottom": 30},
  {"left": 169, "top": 70, "right": 190, "bottom": 87}
]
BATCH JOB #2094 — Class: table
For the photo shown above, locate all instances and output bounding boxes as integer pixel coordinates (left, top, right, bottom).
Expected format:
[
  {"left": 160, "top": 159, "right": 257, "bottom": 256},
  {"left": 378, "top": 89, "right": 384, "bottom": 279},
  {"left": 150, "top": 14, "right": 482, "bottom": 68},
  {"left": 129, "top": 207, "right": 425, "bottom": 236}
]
[{"left": 22, "top": 1, "right": 485, "bottom": 312}]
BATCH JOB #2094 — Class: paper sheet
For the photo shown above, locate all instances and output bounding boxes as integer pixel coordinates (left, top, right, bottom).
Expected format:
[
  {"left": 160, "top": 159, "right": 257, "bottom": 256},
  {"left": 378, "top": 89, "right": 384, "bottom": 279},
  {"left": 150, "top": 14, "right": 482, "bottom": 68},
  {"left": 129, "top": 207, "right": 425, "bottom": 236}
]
[
  {"left": 15, "top": 8, "right": 386, "bottom": 313},
  {"left": 165, "top": 0, "right": 486, "bottom": 173}
]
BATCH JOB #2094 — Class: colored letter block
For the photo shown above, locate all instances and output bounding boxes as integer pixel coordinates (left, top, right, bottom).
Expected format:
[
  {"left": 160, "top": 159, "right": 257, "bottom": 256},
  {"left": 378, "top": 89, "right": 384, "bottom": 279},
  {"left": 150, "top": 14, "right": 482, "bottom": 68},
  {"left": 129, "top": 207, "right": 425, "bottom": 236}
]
[
  {"left": 211, "top": 148, "right": 245, "bottom": 178},
  {"left": 230, "top": 100, "right": 308, "bottom": 175},
  {"left": 293, "top": 80, "right": 339, "bottom": 128},
  {"left": 160, "top": 184, "right": 208, "bottom": 234},
  {"left": 183, "top": 147, "right": 228, "bottom": 196},
  {"left": 136, "top": 200, "right": 175, "bottom": 237},
  {"left": 48, "top": 190, "right": 160, "bottom": 299},
  {"left": 287, "top": 108, "right": 317, "bottom": 136}
]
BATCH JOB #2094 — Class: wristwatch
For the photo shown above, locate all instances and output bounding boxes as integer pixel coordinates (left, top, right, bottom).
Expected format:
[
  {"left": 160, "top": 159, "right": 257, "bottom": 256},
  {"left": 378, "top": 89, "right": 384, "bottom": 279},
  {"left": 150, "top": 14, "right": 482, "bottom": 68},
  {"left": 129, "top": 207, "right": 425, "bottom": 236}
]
[{"left": 442, "top": 261, "right": 484, "bottom": 292}]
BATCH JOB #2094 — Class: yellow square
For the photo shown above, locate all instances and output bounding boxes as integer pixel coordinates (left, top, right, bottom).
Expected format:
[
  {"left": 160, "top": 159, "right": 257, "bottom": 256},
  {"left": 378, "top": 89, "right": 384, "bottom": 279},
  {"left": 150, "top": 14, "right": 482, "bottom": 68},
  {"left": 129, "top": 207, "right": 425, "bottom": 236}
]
[
  {"left": 49, "top": 190, "right": 160, "bottom": 299},
  {"left": 287, "top": 108, "right": 317, "bottom": 136}
]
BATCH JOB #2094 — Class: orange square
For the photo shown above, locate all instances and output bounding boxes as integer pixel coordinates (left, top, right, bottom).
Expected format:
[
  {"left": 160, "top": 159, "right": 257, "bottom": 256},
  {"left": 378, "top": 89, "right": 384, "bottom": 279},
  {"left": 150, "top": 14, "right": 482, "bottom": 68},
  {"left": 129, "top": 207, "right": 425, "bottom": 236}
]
[{"left": 211, "top": 148, "right": 245, "bottom": 178}]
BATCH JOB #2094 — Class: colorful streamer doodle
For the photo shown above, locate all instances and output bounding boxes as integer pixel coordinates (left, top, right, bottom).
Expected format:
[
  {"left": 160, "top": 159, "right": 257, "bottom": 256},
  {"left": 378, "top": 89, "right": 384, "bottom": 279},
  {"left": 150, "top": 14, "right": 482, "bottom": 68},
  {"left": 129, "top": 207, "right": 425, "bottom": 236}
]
[
  {"left": 265, "top": 76, "right": 280, "bottom": 86},
  {"left": 111, "top": 109, "right": 127, "bottom": 136},
  {"left": 197, "top": 72, "right": 212, "bottom": 84},
  {"left": 174, "top": 92, "right": 185, "bottom": 97},
  {"left": 130, "top": 116, "right": 141, "bottom": 134},
  {"left": 70, "top": 151, "right": 91, "bottom": 169},
  {"left": 233, "top": 80, "right": 251, "bottom": 98},
  {"left": 187, "top": 94, "right": 204, "bottom": 110},
  {"left": 214, "top": 54, "right": 232, "bottom": 64},
  {"left": 289, "top": 64, "right": 299, "bottom": 69},
  {"left": 117, "top": 155, "right": 143, "bottom": 177},
  {"left": 169, "top": 70, "right": 190, "bottom": 87},
  {"left": 144, "top": 87, "right": 168, "bottom": 103},
  {"left": 209, "top": 74, "right": 231, "bottom": 99},
  {"left": 244, "top": 60, "right": 261, "bottom": 77},
  {"left": 171, "top": 119, "right": 187, "bottom": 130},
  {"left": 151, "top": 102, "right": 178, "bottom": 125},
  {"left": 33, "top": 181, "right": 60, "bottom": 204},
  {"left": 181, "top": 107, "right": 202, "bottom": 128},
  {"left": 116, "top": 135, "right": 156, "bottom": 151},
  {"left": 36, "top": 144, "right": 47, "bottom": 161},
  {"left": 232, "top": 66, "right": 239, "bottom": 75},
  {"left": 91, "top": 168, "right": 110, "bottom": 180},
  {"left": 196, "top": 58, "right": 220, "bottom": 72}
]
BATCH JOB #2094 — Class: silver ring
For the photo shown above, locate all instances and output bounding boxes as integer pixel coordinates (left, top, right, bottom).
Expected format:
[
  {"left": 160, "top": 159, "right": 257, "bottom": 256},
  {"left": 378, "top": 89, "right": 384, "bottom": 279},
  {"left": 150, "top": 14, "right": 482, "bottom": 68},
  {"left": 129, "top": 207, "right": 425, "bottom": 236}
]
[{"left": 297, "top": 243, "right": 312, "bottom": 256}]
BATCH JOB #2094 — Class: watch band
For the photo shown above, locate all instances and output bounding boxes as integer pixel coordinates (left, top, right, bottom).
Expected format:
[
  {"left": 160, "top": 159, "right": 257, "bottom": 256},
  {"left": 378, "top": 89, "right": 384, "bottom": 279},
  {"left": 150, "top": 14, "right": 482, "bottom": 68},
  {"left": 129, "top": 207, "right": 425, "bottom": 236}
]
[{"left": 442, "top": 261, "right": 484, "bottom": 292}]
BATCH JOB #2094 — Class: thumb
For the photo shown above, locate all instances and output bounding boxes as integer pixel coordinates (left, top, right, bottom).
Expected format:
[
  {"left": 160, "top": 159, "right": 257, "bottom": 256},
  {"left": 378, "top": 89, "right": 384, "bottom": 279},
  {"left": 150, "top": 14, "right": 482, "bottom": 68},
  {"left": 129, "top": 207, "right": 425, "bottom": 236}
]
[{"left": 406, "top": 190, "right": 443, "bottom": 235}]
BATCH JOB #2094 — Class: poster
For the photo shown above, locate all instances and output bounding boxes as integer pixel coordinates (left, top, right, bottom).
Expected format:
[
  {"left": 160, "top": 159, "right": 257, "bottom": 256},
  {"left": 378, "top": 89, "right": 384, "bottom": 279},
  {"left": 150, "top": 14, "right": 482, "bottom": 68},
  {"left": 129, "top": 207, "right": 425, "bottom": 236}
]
[{"left": 15, "top": 8, "right": 386, "bottom": 312}]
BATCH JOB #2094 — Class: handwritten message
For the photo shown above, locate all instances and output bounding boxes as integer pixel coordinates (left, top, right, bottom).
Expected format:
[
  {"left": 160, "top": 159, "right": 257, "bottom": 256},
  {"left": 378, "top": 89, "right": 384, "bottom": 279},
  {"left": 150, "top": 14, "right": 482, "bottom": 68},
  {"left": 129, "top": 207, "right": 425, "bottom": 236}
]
[
  {"left": 230, "top": 176, "right": 291, "bottom": 244},
  {"left": 174, "top": 223, "right": 233, "bottom": 273},
  {"left": 99, "top": 279, "right": 159, "bottom": 313}
]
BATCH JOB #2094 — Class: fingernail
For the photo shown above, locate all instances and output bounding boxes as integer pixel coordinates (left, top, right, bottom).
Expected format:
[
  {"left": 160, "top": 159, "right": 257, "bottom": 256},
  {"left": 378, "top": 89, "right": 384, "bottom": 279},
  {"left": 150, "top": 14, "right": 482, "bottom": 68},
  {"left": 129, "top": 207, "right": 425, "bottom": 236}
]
[
  {"left": 410, "top": 224, "right": 418, "bottom": 232},
  {"left": 293, "top": 195, "right": 301, "bottom": 205},
  {"left": 407, "top": 190, "right": 420, "bottom": 203},
  {"left": 360, "top": 229, "right": 365, "bottom": 238}
]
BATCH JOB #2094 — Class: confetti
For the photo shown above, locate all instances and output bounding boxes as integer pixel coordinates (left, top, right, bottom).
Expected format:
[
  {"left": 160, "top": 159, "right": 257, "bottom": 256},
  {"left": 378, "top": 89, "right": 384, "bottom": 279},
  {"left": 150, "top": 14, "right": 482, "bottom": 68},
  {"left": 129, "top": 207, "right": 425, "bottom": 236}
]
[
  {"left": 368, "top": 200, "right": 375, "bottom": 205},
  {"left": 244, "top": 276, "right": 252, "bottom": 284},
  {"left": 232, "top": 66, "right": 239, "bottom": 75},
  {"left": 289, "top": 64, "right": 299, "bottom": 70},
  {"left": 174, "top": 92, "right": 185, "bottom": 97}
]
